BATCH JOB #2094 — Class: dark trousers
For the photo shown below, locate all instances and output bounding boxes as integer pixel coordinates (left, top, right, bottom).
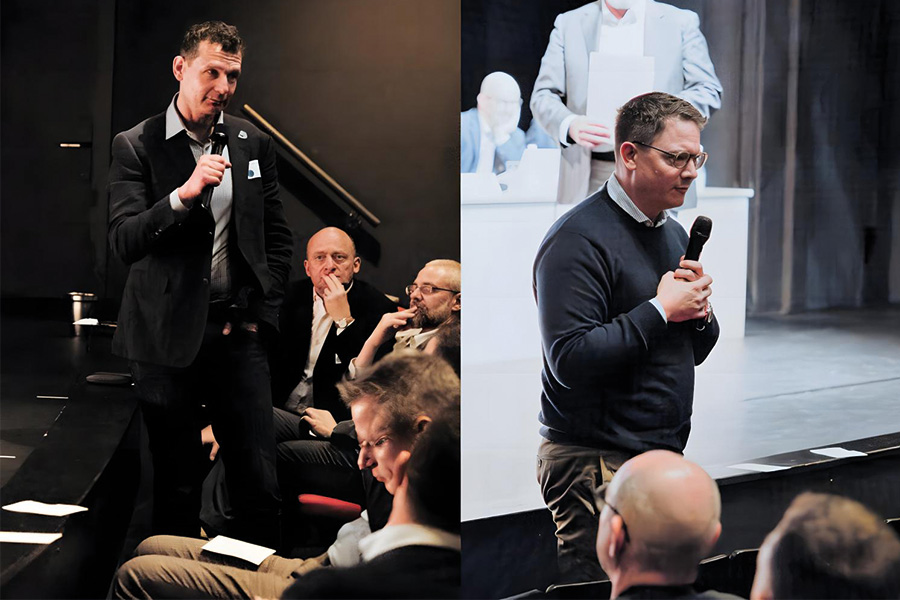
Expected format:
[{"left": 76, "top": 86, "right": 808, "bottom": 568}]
[
  {"left": 272, "top": 408, "right": 363, "bottom": 506},
  {"left": 132, "top": 320, "right": 281, "bottom": 548},
  {"left": 537, "top": 438, "right": 631, "bottom": 584},
  {"left": 200, "top": 407, "right": 362, "bottom": 546}
]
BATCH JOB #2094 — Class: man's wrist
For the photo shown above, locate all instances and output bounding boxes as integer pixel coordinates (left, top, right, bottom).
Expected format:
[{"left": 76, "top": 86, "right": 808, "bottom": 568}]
[{"left": 649, "top": 297, "right": 668, "bottom": 323}]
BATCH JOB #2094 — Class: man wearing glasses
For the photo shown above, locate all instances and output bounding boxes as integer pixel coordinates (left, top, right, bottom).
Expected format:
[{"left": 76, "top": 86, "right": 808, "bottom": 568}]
[
  {"left": 533, "top": 92, "right": 719, "bottom": 583},
  {"left": 352, "top": 259, "right": 461, "bottom": 373},
  {"left": 596, "top": 451, "right": 731, "bottom": 599}
]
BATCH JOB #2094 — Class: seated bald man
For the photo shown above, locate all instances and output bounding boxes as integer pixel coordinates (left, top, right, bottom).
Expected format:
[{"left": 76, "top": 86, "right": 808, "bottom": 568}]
[
  {"left": 596, "top": 450, "right": 739, "bottom": 599},
  {"left": 751, "top": 493, "right": 900, "bottom": 600},
  {"left": 200, "top": 227, "right": 395, "bottom": 538},
  {"left": 461, "top": 71, "right": 554, "bottom": 175}
]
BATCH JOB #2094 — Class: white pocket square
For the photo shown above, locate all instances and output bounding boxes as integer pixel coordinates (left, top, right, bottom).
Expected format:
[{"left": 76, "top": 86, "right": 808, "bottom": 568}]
[{"left": 248, "top": 159, "right": 261, "bottom": 179}]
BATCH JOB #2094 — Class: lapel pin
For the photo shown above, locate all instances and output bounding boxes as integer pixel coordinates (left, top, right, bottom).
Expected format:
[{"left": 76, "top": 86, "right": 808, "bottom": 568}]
[{"left": 238, "top": 130, "right": 248, "bottom": 139}]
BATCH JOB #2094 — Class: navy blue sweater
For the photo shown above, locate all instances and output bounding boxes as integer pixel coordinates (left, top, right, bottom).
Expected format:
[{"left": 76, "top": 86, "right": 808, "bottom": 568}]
[{"left": 533, "top": 186, "right": 719, "bottom": 453}]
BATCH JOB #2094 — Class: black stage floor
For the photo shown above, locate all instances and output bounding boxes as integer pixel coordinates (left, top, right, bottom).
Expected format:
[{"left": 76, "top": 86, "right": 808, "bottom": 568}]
[{"left": 1, "top": 302, "right": 140, "bottom": 598}]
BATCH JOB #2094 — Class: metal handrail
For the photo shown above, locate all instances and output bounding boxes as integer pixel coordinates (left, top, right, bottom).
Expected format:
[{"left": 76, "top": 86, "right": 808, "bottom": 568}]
[{"left": 241, "top": 104, "right": 380, "bottom": 227}]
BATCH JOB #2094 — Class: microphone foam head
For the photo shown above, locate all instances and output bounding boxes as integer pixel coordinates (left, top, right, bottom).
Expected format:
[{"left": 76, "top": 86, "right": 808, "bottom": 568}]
[{"left": 691, "top": 215, "right": 712, "bottom": 239}]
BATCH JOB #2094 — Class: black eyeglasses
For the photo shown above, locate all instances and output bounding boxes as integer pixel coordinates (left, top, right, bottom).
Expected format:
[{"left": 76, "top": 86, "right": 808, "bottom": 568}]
[
  {"left": 405, "top": 284, "right": 460, "bottom": 296},
  {"left": 604, "top": 500, "right": 631, "bottom": 543},
  {"left": 631, "top": 140, "right": 708, "bottom": 170}
]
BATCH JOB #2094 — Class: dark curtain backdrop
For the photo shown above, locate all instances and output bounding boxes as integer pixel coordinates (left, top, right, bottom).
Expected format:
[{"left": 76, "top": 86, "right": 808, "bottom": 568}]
[
  {"left": 2, "top": 0, "right": 460, "bottom": 305},
  {"left": 462, "top": 0, "right": 900, "bottom": 313}
]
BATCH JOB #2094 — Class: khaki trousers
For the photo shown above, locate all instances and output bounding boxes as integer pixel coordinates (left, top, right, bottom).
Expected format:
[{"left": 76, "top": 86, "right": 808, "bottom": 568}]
[
  {"left": 537, "top": 439, "right": 630, "bottom": 584},
  {"left": 114, "top": 535, "right": 324, "bottom": 599}
]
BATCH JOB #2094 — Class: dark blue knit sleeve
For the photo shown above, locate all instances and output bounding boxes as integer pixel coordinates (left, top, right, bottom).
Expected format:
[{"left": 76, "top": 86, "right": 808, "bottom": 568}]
[{"left": 534, "top": 229, "right": 667, "bottom": 387}]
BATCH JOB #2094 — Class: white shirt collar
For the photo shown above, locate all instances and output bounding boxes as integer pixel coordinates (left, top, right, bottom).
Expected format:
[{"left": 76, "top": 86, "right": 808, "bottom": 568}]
[
  {"left": 600, "top": 0, "right": 646, "bottom": 27},
  {"left": 606, "top": 173, "right": 668, "bottom": 228},
  {"left": 165, "top": 94, "right": 225, "bottom": 141},
  {"left": 358, "top": 524, "right": 461, "bottom": 562}
]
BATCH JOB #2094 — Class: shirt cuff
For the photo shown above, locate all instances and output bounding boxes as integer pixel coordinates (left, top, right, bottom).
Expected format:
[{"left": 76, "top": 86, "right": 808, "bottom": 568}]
[
  {"left": 346, "top": 357, "right": 359, "bottom": 380},
  {"left": 169, "top": 189, "right": 189, "bottom": 213},
  {"left": 559, "top": 114, "right": 577, "bottom": 147},
  {"left": 649, "top": 297, "right": 668, "bottom": 323}
]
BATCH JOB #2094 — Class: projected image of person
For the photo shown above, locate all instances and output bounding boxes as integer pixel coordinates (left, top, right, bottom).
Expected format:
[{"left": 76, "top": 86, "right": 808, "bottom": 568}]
[
  {"left": 531, "top": 0, "right": 722, "bottom": 205},
  {"left": 461, "top": 72, "right": 555, "bottom": 175}
]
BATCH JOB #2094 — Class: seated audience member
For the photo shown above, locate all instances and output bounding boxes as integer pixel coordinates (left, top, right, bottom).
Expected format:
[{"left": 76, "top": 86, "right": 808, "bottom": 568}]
[
  {"left": 200, "top": 227, "right": 394, "bottom": 536},
  {"left": 114, "top": 352, "right": 459, "bottom": 600},
  {"left": 282, "top": 415, "right": 461, "bottom": 599},
  {"left": 425, "top": 313, "right": 460, "bottom": 375},
  {"left": 353, "top": 259, "right": 461, "bottom": 373},
  {"left": 751, "top": 492, "right": 900, "bottom": 600},
  {"left": 597, "top": 450, "right": 739, "bottom": 599}
]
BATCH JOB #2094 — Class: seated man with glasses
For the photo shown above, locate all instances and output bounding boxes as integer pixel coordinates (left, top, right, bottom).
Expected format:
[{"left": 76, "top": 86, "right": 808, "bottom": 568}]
[
  {"left": 534, "top": 91, "right": 719, "bottom": 583},
  {"left": 351, "top": 259, "right": 461, "bottom": 374},
  {"left": 596, "top": 450, "right": 738, "bottom": 599}
]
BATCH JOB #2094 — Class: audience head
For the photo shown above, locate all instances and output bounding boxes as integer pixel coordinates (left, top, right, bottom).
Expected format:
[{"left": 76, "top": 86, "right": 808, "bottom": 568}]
[
  {"left": 338, "top": 351, "right": 459, "bottom": 495},
  {"left": 751, "top": 493, "right": 900, "bottom": 600},
  {"left": 596, "top": 450, "right": 721, "bottom": 596},
  {"left": 407, "top": 260, "right": 461, "bottom": 331},
  {"left": 304, "top": 227, "right": 360, "bottom": 297},
  {"left": 613, "top": 92, "right": 707, "bottom": 218},
  {"left": 424, "top": 313, "right": 461, "bottom": 376},
  {"left": 402, "top": 416, "right": 461, "bottom": 534},
  {"left": 477, "top": 72, "right": 522, "bottom": 145}
]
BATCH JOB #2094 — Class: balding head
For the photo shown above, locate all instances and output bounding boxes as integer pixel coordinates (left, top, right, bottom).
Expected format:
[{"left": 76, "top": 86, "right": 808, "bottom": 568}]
[
  {"left": 408, "top": 259, "right": 461, "bottom": 331},
  {"left": 304, "top": 227, "right": 360, "bottom": 296},
  {"left": 598, "top": 451, "right": 721, "bottom": 595},
  {"left": 476, "top": 72, "right": 521, "bottom": 145}
]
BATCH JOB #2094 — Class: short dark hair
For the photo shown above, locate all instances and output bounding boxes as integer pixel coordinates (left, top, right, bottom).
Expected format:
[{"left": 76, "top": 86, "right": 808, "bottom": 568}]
[
  {"left": 180, "top": 21, "right": 245, "bottom": 60},
  {"left": 338, "top": 351, "right": 460, "bottom": 442},
  {"left": 769, "top": 493, "right": 900, "bottom": 599},
  {"left": 615, "top": 92, "right": 706, "bottom": 155},
  {"left": 406, "top": 416, "right": 460, "bottom": 533}
]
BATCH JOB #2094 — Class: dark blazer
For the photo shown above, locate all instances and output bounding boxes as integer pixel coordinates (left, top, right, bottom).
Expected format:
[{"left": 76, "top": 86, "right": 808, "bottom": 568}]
[
  {"left": 282, "top": 545, "right": 460, "bottom": 599},
  {"left": 272, "top": 277, "right": 396, "bottom": 420},
  {"left": 108, "top": 111, "right": 292, "bottom": 368}
]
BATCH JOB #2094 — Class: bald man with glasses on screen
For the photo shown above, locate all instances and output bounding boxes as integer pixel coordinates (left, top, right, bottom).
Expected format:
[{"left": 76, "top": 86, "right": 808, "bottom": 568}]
[{"left": 533, "top": 92, "right": 719, "bottom": 583}]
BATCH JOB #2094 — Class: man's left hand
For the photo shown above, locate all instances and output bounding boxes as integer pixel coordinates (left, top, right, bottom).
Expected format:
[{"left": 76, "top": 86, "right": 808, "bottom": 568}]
[
  {"left": 301, "top": 407, "right": 338, "bottom": 439},
  {"left": 321, "top": 274, "right": 352, "bottom": 323},
  {"left": 674, "top": 256, "right": 705, "bottom": 282}
]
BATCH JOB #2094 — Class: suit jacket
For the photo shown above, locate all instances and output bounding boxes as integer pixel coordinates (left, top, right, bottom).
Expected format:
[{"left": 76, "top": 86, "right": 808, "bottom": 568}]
[
  {"left": 108, "top": 111, "right": 292, "bottom": 368},
  {"left": 272, "top": 277, "right": 396, "bottom": 420},
  {"left": 460, "top": 107, "right": 528, "bottom": 174},
  {"left": 530, "top": 0, "right": 722, "bottom": 204},
  {"left": 281, "top": 546, "right": 460, "bottom": 599}
]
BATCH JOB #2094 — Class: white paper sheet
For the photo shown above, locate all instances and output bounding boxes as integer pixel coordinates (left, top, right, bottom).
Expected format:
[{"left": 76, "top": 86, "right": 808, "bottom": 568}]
[
  {"left": 586, "top": 53, "right": 655, "bottom": 152},
  {"left": 202, "top": 535, "right": 275, "bottom": 566},
  {"left": 73, "top": 318, "right": 99, "bottom": 325},
  {"left": 810, "top": 447, "right": 867, "bottom": 459},
  {"left": 728, "top": 463, "right": 790, "bottom": 473},
  {"left": 3, "top": 500, "right": 88, "bottom": 517},
  {"left": 0, "top": 531, "right": 63, "bottom": 544}
]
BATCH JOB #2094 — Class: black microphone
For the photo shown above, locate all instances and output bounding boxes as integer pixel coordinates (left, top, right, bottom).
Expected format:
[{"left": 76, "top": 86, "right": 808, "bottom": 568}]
[
  {"left": 684, "top": 216, "right": 712, "bottom": 262},
  {"left": 201, "top": 124, "right": 228, "bottom": 210}
]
